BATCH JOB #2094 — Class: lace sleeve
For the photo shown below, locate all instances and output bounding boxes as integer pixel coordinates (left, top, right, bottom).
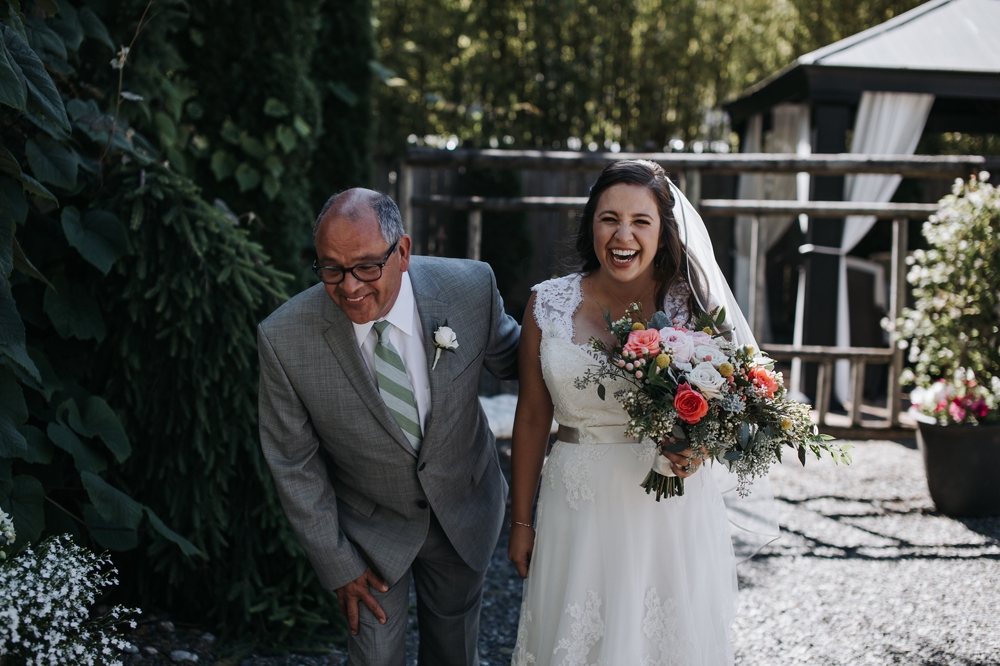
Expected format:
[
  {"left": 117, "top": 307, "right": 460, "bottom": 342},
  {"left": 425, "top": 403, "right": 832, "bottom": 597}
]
[
  {"left": 662, "top": 280, "right": 692, "bottom": 325},
  {"left": 531, "top": 273, "right": 583, "bottom": 342}
]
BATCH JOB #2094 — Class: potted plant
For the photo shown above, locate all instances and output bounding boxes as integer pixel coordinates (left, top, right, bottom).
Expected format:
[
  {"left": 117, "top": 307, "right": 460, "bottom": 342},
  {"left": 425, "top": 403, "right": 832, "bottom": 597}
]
[{"left": 897, "top": 172, "right": 1000, "bottom": 517}]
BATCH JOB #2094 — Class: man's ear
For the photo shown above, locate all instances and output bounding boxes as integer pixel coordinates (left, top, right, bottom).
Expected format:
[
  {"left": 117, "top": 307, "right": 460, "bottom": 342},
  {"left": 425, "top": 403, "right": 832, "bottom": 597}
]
[{"left": 398, "top": 235, "right": 412, "bottom": 272}]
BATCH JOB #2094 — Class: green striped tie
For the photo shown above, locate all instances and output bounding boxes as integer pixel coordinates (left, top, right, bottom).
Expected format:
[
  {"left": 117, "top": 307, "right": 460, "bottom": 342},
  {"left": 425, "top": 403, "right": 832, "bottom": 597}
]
[{"left": 373, "top": 321, "right": 423, "bottom": 451}]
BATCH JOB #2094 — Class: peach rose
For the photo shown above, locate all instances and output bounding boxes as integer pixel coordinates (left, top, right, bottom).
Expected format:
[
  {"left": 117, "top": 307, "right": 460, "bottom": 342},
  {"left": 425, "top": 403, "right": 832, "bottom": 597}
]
[
  {"left": 674, "top": 383, "right": 709, "bottom": 424},
  {"left": 623, "top": 328, "right": 662, "bottom": 357},
  {"left": 748, "top": 366, "right": 779, "bottom": 398}
]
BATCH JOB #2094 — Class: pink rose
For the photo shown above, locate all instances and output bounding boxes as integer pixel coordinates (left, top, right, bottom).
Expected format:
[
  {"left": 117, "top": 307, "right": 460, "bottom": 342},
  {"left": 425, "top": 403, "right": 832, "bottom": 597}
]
[
  {"left": 623, "top": 328, "right": 662, "bottom": 357},
  {"left": 971, "top": 398, "right": 989, "bottom": 419},
  {"left": 658, "top": 328, "right": 694, "bottom": 364},
  {"left": 949, "top": 399, "right": 967, "bottom": 422},
  {"left": 748, "top": 366, "right": 779, "bottom": 399}
]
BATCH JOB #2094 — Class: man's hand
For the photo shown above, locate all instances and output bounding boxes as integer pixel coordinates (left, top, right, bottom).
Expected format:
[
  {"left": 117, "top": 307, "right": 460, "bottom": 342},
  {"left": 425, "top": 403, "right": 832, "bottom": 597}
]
[{"left": 335, "top": 568, "right": 389, "bottom": 635}]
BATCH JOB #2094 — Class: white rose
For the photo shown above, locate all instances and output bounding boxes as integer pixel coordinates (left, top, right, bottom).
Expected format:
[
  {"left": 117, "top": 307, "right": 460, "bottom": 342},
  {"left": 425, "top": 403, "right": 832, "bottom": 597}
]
[
  {"left": 658, "top": 328, "right": 693, "bottom": 364},
  {"left": 688, "top": 362, "right": 726, "bottom": 400},
  {"left": 434, "top": 326, "right": 459, "bottom": 350},
  {"left": 693, "top": 344, "right": 726, "bottom": 368}
]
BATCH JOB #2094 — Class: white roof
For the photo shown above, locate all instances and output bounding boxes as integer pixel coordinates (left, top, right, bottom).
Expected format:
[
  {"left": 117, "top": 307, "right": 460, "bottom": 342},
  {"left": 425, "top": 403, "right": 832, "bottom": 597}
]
[{"left": 799, "top": 0, "right": 1000, "bottom": 73}]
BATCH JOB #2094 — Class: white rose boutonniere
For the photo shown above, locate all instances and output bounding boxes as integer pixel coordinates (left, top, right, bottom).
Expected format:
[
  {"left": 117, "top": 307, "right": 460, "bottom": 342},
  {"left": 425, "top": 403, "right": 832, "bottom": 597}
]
[{"left": 432, "top": 324, "right": 459, "bottom": 369}]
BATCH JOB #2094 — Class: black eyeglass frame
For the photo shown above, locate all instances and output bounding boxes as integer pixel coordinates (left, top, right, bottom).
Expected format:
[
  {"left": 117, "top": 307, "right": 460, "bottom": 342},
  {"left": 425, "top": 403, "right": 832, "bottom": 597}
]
[{"left": 312, "top": 239, "right": 400, "bottom": 285}]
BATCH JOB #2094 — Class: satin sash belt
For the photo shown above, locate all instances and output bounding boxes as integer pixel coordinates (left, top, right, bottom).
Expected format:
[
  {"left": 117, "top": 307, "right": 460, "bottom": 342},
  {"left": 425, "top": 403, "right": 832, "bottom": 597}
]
[{"left": 556, "top": 424, "right": 639, "bottom": 445}]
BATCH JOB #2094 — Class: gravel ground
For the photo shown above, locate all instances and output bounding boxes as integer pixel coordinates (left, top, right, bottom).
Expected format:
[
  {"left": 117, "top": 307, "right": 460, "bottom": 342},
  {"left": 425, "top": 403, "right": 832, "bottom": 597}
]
[{"left": 122, "top": 437, "right": 1000, "bottom": 665}]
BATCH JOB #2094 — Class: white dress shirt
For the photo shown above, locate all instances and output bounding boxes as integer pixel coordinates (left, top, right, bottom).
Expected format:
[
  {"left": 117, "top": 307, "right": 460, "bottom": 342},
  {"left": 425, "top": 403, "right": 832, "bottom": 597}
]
[{"left": 352, "top": 271, "right": 431, "bottom": 433}]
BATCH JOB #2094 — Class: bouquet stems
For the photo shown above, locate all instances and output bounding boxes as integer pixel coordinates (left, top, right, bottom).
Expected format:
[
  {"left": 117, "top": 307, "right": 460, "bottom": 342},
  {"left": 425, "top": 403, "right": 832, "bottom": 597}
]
[{"left": 641, "top": 468, "right": 684, "bottom": 500}]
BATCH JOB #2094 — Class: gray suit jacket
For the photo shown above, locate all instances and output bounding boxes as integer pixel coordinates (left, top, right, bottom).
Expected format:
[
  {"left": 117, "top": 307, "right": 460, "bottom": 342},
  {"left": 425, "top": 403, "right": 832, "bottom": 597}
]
[{"left": 258, "top": 256, "right": 520, "bottom": 590}]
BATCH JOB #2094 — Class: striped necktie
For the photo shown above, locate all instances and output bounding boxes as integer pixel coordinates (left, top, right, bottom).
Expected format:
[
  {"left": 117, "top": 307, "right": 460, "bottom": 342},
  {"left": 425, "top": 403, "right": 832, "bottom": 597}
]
[{"left": 372, "top": 320, "right": 422, "bottom": 452}]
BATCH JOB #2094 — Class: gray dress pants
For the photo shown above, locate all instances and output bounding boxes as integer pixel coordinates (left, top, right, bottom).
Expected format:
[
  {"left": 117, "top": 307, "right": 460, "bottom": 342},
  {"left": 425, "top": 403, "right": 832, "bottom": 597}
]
[{"left": 347, "top": 511, "right": 486, "bottom": 666}]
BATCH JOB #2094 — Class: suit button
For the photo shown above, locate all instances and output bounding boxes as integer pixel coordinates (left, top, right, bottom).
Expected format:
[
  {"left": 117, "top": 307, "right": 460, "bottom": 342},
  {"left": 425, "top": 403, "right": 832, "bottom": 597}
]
[
  {"left": 416, "top": 500, "right": 428, "bottom": 509},
  {"left": 418, "top": 463, "right": 427, "bottom": 471}
]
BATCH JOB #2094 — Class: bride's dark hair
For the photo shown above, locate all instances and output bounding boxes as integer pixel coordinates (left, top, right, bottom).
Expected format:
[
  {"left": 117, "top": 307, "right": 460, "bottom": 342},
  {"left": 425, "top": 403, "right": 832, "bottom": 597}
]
[{"left": 575, "top": 159, "right": 708, "bottom": 316}]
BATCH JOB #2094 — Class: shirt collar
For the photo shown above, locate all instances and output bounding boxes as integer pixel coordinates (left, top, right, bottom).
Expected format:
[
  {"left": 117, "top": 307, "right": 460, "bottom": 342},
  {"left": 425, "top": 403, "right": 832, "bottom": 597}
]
[{"left": 352, "top": 271, "right": 416, "bottom": 347}]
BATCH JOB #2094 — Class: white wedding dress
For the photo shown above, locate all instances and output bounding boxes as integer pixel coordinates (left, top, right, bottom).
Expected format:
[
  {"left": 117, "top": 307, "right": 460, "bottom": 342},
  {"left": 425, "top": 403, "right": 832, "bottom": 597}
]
[{"left": 511, "top": 273, "right": 738, "bottom": 666}]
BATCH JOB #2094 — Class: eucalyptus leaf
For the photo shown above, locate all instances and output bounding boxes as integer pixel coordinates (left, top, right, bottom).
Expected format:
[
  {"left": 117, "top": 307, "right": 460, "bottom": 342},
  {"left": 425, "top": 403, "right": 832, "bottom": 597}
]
[
  {"left": 83, "top": 503, "right": 137, "bottom": 551},
  {"left": 24, "top": 135, "right": 78, "bottom": 190},
  {"left": 0, "top": 474, "right": 44, "bottom": 546},
  {"left": 81, "top": 470, "right": 142, "bottom": 529},
  {"left": 61, "top": 206, "right": 129, "bottom": 274},
  {"left": 597, "top": 383, "right": 606, "bottom": 401},
  {"left": 648, "top": 311, "right": 671, "bottom": 331}
]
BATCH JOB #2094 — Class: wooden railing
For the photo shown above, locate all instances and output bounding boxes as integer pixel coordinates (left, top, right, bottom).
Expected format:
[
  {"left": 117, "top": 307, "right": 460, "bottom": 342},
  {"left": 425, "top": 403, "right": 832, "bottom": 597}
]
[{"left": 399, "top": 148, "right": 996, "bottom": 435}]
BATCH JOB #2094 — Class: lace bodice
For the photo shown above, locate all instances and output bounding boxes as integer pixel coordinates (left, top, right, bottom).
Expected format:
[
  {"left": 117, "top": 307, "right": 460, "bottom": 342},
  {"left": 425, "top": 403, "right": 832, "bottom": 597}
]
[{"left": 531, "top": 274, "right": 693, "bottom": 430}]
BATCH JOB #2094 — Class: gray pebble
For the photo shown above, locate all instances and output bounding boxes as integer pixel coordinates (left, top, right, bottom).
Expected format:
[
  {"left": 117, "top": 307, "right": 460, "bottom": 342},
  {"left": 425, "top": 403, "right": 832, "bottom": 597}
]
[{"left": 170, "top": 650, "right": 199, "bottom": 663}]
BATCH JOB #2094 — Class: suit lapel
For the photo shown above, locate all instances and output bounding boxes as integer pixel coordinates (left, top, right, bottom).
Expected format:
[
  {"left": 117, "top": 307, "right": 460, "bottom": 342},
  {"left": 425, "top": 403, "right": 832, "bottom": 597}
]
[
  {"left": 321, "top": 296, "right": 417, "bottom": 456},
  {"left": 409, "top": 262, "right": 449, "bottom": 448}
]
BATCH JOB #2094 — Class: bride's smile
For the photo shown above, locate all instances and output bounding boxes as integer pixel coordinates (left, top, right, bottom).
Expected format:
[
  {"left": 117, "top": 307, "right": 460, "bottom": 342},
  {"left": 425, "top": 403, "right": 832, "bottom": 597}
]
[{"left": 593, "top": 183, "right": 663, "bottom": 286}]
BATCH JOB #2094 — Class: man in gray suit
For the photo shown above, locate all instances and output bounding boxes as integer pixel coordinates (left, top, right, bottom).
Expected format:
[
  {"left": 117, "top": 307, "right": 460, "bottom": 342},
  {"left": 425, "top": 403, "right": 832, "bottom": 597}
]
[{"left": 258, "top": 188, "right": 519, "bottom": 666}]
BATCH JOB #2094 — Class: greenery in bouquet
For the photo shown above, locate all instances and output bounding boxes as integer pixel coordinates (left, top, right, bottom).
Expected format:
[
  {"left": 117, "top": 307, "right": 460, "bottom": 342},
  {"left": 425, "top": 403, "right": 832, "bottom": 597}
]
[
  {"left": 0, "top": 513, "right": 139, "bottom": 665},
  {"left": 577, "top": 304, "right": 851, "bottom": 499},
  {"left": 898, "top": 172, "right": 1000, "bottom": 426}
]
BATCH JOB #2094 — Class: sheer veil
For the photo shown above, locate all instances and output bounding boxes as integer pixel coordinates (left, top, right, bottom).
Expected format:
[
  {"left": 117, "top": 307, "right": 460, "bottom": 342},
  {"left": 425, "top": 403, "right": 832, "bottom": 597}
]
[{"left": 668, "top": 179, "right": 781, "bottom": 562}]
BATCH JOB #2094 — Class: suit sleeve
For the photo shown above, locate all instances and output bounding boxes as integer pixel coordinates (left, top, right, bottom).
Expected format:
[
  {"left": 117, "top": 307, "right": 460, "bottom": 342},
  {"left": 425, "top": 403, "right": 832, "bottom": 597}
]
[
  {"left": 481, "top": 264, "right": 521, "bottom": 381},
  {"left": 257, "top": 324, "right": 367, "bottom": 590}
]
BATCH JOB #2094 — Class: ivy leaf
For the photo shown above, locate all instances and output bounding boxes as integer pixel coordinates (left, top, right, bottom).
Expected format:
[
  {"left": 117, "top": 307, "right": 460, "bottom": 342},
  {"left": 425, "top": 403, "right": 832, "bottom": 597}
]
[
  {"left": 17, "top": 425, "right": 53, "bottom": 464},
  {"left": 24, "top": 135, "right": 78, "bottom": 190},
  {"left": 47, "top": 422, "right": 105, "bottom": 473},
  {"left": 17, "top": 172, "right": 57, "bottom": 203},
  {"left": 83, "top": 503, "right": 137, "bottom": 551},
  {"left": 43, "top": 277, "right": 106, "bottom": 342},
  {"left": 239, "top": 132, "right": 268, "bottom": 161},
  {"left": 275, "top": 124, "right": 297, "bottom": 153},
  {"left": 60, "top": 206, "right": 128, "bottom": 274},
  {"left": 145, "top": 506, "right": 203, "bottom": 558},
  {"left": 67, "top": 396, "right": 130, "bottom": 463},
  {"left": 78, "top": 7, "right": 114, "bottom": 51},
  {"left": 263, "top": 155, "right": 284, "bottom": 178},
  {"left": 234, "top": 163, "right": 260, "bottom": 192},
  {"left": 0, "top": 30, "right": 27, "bottom": 111},
  {"left": 210, "top": 150, "right": 237, "bottom": 181},
  {"left": 0, "top": 474, "right": 45, "bottom": 546},
  {"left": 0, "top": 366, "right": 27, "bottom": 458},
  {"left": 262, "top": 173, "right": 280, "bottom": 200},
  {"left": 2, "top": 24, "right": 70, "bottom": 130},
  {"left": 80, "top": 471, "right": 142, "bottom": 529},
  {"left": 220, "top": 118, "right": 241, "bottom": 144},
  {"left": 263, "top": 97, "right": 289, "bottom": 117}
]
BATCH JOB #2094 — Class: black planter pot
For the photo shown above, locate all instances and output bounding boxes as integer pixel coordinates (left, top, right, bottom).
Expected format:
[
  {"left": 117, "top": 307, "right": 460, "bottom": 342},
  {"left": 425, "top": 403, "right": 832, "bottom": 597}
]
[{"left": 916, "top": 422, "right": 1000, "bottom": 517}]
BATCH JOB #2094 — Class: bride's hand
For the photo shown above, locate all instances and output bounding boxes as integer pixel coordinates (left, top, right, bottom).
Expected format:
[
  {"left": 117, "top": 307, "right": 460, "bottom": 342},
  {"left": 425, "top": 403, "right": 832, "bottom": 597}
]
[
  {"left": 508, "top": 522, "right": 535, "bottom": 579},
  {"left": 660, "top": 441, "right": 708, "bottom": 478}
]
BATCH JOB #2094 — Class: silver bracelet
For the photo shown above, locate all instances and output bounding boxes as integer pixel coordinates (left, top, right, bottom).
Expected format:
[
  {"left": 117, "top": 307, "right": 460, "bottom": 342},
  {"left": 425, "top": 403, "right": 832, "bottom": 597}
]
[{"left": 511, "top": 520, "right": 534, "bottom": 529}]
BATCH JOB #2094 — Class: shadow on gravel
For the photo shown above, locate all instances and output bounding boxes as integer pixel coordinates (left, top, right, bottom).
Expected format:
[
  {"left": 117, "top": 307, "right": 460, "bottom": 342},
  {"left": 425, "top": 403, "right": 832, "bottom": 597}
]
[{"left": 956, "top": 515, "right": 1000, "bottom": 542}]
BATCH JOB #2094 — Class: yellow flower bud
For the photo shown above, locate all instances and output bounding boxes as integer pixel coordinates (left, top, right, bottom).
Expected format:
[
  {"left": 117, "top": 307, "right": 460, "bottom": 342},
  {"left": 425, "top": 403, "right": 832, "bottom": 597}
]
[
  {"left": 631, "top": 322, "right": 646, "bottom": 330},
  {"left": 781, "top": 417, "right": 793, "bottom": 430},
  {"left": 745, "top": 345, "right": 755, "bottom": 356},
  {"left": 702, "top": 327, "right": 713, "bottom": 335},
  {"left": 656, "top": 353, "right": 671, "bottom": 369},
  {"left": 719, "top": 362, "right": 734, "bottom": 377}
]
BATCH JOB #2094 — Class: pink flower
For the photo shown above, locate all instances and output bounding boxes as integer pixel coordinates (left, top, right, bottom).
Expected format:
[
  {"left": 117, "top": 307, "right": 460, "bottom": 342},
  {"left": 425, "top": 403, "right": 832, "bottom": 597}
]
[
  {"left": 971, "top": 398, "right": 990, "bottom": 419},
  {"left": 949, "top": 399, "right": 967, "bottom": 422},
  {"left": 658, "top": 328, "right": 694, "bottom": 364},
  {"left": 623, "top": 328, "right": 662, "bottom": 357},
  {"left": 748, "top": 366, "right": 779, "bottom": 399}
]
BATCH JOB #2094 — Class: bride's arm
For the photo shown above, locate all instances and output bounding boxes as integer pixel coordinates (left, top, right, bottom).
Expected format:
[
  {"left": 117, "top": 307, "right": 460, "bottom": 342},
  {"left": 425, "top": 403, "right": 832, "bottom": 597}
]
[{"left": 508, "top": 292, "right": 554, "bottom": 579}]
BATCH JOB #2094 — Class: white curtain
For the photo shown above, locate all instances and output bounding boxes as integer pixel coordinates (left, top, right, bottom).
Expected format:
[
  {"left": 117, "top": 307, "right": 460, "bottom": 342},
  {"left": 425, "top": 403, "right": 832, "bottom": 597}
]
[
  {"left": 734, "top": 104, "right": 810, "bottom": 341},
  {"left": 834, "top": 91, "right": 934, "bottom": 404}
]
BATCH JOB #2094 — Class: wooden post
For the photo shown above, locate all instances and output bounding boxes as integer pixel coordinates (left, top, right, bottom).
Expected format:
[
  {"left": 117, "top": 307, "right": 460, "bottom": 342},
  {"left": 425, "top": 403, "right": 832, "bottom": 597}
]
[
  {"left": 399, "top": 163, "right": 414, "bottom": 241},
  {"left": 683, "top": 169, "right": 701, "bottom": 210},
  {"left": 467, "top": 209, "right": 482, "bottom": 261},
  {"left": 849, "top": 359, "right": 866, "bottom": 426},
  {"left": 887, "top": 217, "right": 909, "bottom": 426},
  {"left": 747, "top": 215, "right": 761, "bottom": 340},
  {"left": 815, "top": 360, "right": 832, "bottom": 427}
]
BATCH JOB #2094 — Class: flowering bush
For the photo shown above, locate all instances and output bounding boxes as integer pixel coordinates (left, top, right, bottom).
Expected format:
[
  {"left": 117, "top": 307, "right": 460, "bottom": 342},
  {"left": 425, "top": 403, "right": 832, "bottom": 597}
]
[
  {"left": 0, "top": 509, "right": 15, "bottom": 562},
  {"left": 898, "top": 173, "right": 1000, "bottom": 425},
  {"left": 0, "top": 532, "right": 139, "bottom": 665}
]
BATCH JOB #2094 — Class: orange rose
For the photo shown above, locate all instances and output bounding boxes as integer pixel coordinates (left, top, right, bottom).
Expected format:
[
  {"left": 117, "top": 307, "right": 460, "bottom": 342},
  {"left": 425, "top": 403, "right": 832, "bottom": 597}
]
[
  {"left": 623, "top": 328, "right": 662, "bottom": 357},
  {"left": 748, "top": 366, "right": 779, "bottom": 398},
  {"left": 674, "top": 383, "right": 709, "bottom": 424}
]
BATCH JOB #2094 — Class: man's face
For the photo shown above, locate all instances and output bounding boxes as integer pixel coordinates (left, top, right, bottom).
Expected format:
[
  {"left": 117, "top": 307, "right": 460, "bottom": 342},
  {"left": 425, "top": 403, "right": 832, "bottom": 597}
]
[{"left": 314, "top": 212, "right": 411, "bottom": 324}]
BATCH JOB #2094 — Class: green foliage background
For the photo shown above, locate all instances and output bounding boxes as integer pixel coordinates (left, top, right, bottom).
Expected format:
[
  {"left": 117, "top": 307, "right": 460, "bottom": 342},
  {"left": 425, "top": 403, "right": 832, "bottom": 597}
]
[
  {"left": 372, "top": 0, "right": 926, "bottom": 153},
  {"left": 1, "top": 0, "right": 376, "bottom": 649}
]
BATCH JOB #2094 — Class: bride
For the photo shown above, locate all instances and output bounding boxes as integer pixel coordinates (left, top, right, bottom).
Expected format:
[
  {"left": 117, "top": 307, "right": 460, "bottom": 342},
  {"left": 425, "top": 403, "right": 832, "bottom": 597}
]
[{"left": 508, "top": 159, "right": 774, "bottom": 666}]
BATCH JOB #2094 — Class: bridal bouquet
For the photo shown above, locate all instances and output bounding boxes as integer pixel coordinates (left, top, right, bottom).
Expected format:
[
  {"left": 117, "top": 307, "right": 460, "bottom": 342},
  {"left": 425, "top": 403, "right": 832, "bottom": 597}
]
[{"left": 576, "top": 304, "right": 852, "bottom": 500}]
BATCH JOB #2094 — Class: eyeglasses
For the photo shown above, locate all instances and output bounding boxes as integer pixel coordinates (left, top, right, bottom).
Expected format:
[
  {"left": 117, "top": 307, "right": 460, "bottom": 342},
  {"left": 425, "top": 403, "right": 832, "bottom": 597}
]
[{"left": 313, "top": 240, "right": 399, "bottom": 285}]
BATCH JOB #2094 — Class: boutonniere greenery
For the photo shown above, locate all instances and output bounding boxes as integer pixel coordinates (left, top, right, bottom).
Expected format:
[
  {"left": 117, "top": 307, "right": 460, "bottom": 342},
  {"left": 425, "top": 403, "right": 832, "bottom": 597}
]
[{"left": 432, "top": 323, "right": 459, "bottom": 370}]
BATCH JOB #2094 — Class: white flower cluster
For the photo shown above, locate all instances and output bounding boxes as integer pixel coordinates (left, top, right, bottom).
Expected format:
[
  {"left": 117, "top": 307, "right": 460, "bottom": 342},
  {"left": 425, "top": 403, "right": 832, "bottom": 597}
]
[
  {"left": 0, "top": 508, "right": 14, "bottom": 545},
  {"left": 0, "top": 535, "right": 140, "bottom": 665}
]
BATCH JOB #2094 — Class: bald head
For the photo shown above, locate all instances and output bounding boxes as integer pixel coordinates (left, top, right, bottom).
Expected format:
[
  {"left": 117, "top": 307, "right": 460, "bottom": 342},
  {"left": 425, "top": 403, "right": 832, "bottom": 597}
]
[{"left": 313, "top": 188, "right": 404, "bottom": 246}]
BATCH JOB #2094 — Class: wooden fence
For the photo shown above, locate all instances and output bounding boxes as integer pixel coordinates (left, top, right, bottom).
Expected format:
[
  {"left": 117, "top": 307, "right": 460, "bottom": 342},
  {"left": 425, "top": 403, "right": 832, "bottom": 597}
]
[{"left": 399, "top": 148, "right": 999, "bottom": 437}]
